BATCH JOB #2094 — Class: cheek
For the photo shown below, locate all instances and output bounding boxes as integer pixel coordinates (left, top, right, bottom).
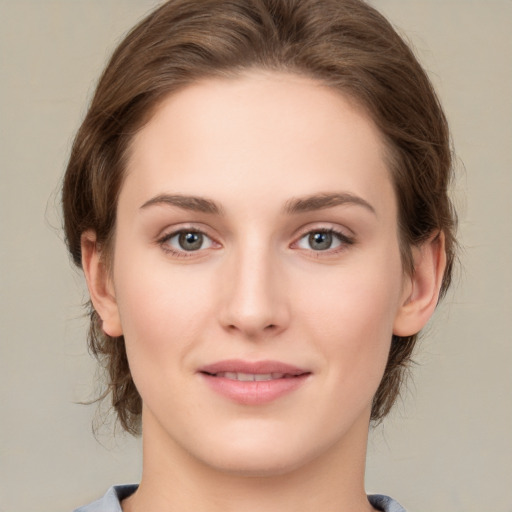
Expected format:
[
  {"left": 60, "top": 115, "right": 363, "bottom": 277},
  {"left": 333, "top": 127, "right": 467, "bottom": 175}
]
[
  {"left": 301, "top": 260, "right": 402, "bottom": 340},
  {"left": 304, "top": 284, "right": 397, "bottom": 422},
  {"left": 295, "top": 252, "right": 404, "bottom": 384},
  {"left": 112, "top": 256, "right": 213, "bottom": 380}
]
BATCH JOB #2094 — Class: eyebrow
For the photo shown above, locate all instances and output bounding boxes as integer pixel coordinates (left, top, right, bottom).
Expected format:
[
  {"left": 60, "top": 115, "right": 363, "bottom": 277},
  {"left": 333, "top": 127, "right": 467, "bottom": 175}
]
[
  {"left": 284, "top": 192, "right": 376, "bottom": 215},
  {"left": 139, "top": 191, "right": 375, "bottom": 216},
  {"left": 140, "top": 194, "right": 223, "bottom": 215}
]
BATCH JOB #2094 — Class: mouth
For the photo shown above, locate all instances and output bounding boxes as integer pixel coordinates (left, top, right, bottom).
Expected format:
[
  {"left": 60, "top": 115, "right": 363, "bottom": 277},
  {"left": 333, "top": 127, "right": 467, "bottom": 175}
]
[
  {"left": 198, "top": 360, "right": 311, "bottom": 405},
  {"left": 204, "top": 371, "right": 302, "bottom": 381}
]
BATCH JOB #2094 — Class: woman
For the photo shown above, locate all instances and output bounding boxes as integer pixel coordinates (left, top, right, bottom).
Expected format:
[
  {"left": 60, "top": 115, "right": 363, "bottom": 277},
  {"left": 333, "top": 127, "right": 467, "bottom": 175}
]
[{"left": 63, "top": 0, "right": 456, "bottom": 510}]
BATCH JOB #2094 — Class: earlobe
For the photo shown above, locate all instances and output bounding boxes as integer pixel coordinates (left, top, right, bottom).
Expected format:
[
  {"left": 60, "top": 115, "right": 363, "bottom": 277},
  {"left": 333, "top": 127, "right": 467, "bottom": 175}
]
[
  {"left": 393, "top": 232, "right": 447, "bottom": 337},
  {"left": 81, "top": 230, "right": 123, "bottom": 337}
]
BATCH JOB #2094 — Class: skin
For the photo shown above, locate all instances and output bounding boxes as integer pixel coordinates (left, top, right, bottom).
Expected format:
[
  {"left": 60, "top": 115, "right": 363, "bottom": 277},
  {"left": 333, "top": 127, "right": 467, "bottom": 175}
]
[{"left": 82, "top": 71, "right": 446, "bottom": 512}]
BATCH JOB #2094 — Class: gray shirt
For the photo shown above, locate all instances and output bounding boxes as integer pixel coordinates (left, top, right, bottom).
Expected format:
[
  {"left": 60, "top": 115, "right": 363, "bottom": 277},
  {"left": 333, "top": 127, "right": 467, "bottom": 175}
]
[{"left": 74, "top": 485, "right": 407, "bottom": 511}]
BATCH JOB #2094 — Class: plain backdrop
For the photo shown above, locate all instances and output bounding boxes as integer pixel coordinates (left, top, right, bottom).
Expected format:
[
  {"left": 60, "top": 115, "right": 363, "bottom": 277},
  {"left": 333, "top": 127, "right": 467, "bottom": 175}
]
[{"left": 0, "top": 1, "right": 511, "bottom": 511}]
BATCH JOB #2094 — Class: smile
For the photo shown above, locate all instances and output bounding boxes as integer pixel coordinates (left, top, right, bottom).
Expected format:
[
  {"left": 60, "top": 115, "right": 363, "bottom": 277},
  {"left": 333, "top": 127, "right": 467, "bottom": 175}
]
[
  {"left": 208, "top": 372, "right": 298, "bottom": 381},
  {"left": 198, "top": 360, "right": 311, "bottom": 405}
]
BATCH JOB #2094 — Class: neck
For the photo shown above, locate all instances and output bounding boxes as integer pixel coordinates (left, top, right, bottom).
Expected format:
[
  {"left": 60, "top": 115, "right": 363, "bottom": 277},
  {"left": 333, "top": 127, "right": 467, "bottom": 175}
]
[{"left": 123, "top": 409, "right": 375, "bottom": 512}]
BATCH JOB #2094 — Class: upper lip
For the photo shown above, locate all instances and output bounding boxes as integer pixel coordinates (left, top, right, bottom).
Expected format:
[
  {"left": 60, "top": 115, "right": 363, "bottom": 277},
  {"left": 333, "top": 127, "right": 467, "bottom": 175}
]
[{"left": 198, "top": 359, "right": 310, "bottom": 376}]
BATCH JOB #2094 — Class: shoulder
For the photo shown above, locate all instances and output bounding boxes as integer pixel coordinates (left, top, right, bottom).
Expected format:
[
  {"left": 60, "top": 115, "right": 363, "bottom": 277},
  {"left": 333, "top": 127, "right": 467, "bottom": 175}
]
[
  {"left": 73, "top": 485, "right": 138, "bottom": 512},
  {"left": 368, "top": 494, "right": 407, "bottom": 512}
]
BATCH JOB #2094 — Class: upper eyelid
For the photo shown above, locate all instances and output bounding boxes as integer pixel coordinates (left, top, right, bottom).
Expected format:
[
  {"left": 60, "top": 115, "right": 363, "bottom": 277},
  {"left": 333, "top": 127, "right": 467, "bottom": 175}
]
[
  {"left": 157, "top": 223, "right": 215, "bottom": 240},
  {"left": 296, "top": 229, "right": 353, "bottom": 243},
  {"left": 293, "top": 222, "right": 354, "bottom": 240},
  {"left": 155, "top": 223, "right": 354, "bottom": 248}
]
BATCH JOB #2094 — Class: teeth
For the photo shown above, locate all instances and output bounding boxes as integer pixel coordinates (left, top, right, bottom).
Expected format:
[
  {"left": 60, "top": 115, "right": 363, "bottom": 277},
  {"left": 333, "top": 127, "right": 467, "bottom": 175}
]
[
  {"left": 254, "top": 373, "right": 273, "bottom": 381},
  {"left": 215, "top": 372, "right": 288, "bottom": 381},
  {"left": 237, "top": 372, "right": 255, "bottom": 381}
]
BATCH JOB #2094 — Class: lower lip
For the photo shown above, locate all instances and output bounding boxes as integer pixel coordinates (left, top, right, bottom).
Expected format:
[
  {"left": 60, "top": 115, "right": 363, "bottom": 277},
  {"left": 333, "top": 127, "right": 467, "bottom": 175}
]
[{"left": 199, "top": 373, "right": 310, "bottom": 405}]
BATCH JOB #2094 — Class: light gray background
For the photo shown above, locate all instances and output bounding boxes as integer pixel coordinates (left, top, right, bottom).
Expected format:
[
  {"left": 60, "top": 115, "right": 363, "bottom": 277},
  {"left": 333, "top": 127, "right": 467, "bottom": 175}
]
[{"left": 1, "top": 1, "right": 510, "bottom": 511}]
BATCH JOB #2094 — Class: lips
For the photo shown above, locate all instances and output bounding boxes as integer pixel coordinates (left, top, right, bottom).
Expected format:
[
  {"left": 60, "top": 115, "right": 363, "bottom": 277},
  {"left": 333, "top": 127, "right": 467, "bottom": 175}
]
[
  {"left": 199, "top": 359, "right": 308, "bottom": 376},
  {"left": 198, "top": 359, "right": 311, "bottom": 405},
  {"left": 213, "top": 372, "right": 292, "bottom": 381}
]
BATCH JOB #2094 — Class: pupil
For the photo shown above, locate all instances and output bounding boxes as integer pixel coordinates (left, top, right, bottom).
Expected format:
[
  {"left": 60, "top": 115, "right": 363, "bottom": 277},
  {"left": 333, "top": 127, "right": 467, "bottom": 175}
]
[
  {"left": 179, "top": 232, "right": 202, "bottom": 251},
  {"left": 309, "top": 232, "right": 332, "bottom": 250}
]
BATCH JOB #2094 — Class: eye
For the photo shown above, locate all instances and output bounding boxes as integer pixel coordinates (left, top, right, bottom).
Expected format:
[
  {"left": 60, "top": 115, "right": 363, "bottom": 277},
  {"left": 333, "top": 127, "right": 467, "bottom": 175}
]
[
  {"left": 160, "top": 230, "right": 214, "bottom": 254},
  {"left": 295, "top": 229, "right": 353, "bottom": 252}
]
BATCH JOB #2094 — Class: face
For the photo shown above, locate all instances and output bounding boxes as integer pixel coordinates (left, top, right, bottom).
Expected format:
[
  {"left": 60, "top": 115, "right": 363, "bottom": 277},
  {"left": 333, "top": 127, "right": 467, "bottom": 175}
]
[{"left": 102, "top": 71, "right": 412, "bottom": 475}]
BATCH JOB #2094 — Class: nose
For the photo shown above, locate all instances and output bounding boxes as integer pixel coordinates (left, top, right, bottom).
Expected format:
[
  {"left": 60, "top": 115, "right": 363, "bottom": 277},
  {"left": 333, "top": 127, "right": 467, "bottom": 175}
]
[{"left": 217, "top": 241, "right": 290, "bottom": 339}]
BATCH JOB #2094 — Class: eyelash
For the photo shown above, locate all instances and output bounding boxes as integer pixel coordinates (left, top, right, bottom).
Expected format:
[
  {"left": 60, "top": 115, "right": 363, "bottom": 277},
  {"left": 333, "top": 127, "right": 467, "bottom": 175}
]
[
  {"left": 157, "top": 226, "right": 355, "bottom": 258},
  {"left": 294, "top": 227, "right": 355, "bottom": 255},
  {"left": 157, "top": 227, "right": 217, "bottom": 258}
]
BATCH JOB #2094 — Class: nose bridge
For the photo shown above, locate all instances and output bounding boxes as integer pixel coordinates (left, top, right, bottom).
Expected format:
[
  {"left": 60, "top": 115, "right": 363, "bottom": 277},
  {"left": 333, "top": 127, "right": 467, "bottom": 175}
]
[{"left": 218, "top": 235, "right": 288, "bottom": 337}]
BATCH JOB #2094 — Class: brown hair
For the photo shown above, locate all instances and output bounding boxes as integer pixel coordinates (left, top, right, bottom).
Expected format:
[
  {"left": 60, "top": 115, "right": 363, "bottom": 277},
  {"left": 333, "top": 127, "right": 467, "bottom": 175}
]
[{"left": 62, "top": 0, "right": 456, "bottom": 434}]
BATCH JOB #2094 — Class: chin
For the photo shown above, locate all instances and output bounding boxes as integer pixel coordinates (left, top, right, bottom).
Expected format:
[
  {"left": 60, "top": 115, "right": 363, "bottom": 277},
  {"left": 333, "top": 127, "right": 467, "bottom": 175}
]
[
  {"left": 202, "top": 448, "right": 312, "bottom": 478},
  {"left": 189, "top": 424, "right": 335, "bottom": 478}
]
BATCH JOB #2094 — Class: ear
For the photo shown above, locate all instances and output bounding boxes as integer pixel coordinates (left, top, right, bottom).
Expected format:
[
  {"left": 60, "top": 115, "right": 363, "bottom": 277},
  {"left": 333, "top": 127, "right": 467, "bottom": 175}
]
[
  {"left": 393, "top": 232, "right": 447, "bottom": 337},
  {"left": 81, "top": 230, "right": 123, "bottom": 337}
]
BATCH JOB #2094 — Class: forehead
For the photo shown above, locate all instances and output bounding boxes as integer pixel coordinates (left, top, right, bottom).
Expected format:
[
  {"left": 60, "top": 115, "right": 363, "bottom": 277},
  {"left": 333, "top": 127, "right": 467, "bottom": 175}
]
[{"left": 123, "top": 71, "right": 394, "bottom": 218}]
